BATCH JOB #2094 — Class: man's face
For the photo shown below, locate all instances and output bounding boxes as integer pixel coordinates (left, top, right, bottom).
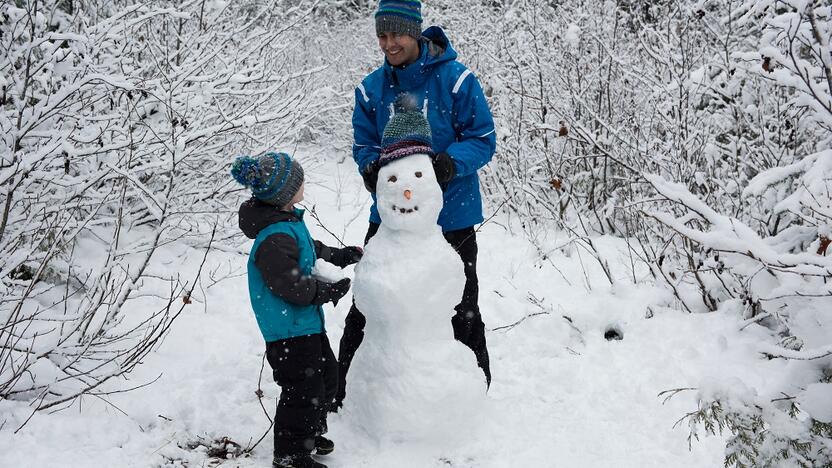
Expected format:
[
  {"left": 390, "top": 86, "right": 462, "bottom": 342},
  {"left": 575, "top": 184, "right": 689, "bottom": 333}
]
[{"left": 378, "top": 32, "right": 420, "bottom": 67}]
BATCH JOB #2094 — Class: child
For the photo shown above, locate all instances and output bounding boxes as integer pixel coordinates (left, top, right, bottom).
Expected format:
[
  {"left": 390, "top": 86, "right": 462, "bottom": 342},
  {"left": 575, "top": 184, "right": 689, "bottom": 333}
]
[{"left": 232, "top": 152, "right": 363, "bottom": 468}]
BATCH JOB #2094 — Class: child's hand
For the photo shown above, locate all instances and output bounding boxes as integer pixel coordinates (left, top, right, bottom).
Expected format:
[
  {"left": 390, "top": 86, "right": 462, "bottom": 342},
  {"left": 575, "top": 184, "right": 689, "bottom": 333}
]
[
  {"left": 332, "top": 246, "right": 363, "bottom": 267},
  {"left": 313, "top": 278, "right": 352, "bottom": 306}
]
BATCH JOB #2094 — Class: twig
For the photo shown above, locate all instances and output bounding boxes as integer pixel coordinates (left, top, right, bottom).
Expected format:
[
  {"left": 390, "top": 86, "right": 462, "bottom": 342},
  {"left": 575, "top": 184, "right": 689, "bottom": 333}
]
[
  {"left": 255, "top": 352, "right": 273, "bottom": 424},
  {"left": 245, "top": 352, "right": 275, "bottom": 454},
  {"left": 738, "top": 312, "right": 772, "bottom": 331},
  {"left": 658, "top": 387, "right": 697, "bottom": 405},
  {"left": 302, "top": 203, "right": 346, "bottom": 247},
  {"left": 492, "top": 311, "right": 551, "bottom": 332},
  {"left": 14, "top": 388, "right": 48, "bottom": 434},
  {"left": 760, "top": 343, "right": 832, "bottom": 361}
]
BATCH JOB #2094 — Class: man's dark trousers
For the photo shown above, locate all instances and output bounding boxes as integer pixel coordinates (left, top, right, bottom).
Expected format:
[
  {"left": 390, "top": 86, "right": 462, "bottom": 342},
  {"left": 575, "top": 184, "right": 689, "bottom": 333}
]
[
  {"left": 334, "top": 222, "right": 491, "bottom": 408},
  {"left": 266, "top": 333, "right": 338, "bottom": 457}
]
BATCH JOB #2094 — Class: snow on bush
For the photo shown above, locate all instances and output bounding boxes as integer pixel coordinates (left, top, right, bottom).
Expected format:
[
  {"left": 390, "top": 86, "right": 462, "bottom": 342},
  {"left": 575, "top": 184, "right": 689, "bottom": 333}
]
[{"left": 0, "top": 0, "right": 328, "bottom": 416}]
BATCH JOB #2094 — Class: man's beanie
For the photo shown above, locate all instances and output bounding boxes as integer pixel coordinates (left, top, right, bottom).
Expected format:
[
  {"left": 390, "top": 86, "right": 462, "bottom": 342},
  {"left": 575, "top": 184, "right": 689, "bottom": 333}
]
[
  {"left": 231, "top": 152, "right": 304, "bottom": 207},
  {"left": 379, "top": 93, "right": 434, "bottom": 166},
  {"left": 375, "top": 0, "right": 422, "bottom": 39}
]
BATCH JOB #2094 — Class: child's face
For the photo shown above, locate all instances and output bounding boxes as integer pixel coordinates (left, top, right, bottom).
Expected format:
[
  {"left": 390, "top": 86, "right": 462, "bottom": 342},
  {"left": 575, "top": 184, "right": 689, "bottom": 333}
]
[{"left": 283, "top": 182, "right": 304, "bottom": 209}]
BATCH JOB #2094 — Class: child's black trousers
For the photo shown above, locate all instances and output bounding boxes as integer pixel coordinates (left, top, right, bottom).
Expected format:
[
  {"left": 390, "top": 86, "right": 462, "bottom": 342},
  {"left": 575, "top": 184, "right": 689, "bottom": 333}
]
[{"left": 266, "top": 333, "right": 338, "bottom": 457}]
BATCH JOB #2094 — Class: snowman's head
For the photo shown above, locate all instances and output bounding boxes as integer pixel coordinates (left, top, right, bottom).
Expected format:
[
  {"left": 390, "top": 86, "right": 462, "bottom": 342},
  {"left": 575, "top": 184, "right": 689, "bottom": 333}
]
[{"left": 376, "top": 154, "right": 443, "bottom": 232}]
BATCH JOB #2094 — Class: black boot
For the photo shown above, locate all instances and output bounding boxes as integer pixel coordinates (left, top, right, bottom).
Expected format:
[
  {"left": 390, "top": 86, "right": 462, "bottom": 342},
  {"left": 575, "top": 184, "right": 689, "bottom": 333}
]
[
  {"left": 273, "top": 453, "right": 327, "bottom": 468},
  {"left": 314, "top": 435, "right": 334, "bottom": 455},
  {"left": 452, "top": 307, "right": 492, "bottom": 387}
]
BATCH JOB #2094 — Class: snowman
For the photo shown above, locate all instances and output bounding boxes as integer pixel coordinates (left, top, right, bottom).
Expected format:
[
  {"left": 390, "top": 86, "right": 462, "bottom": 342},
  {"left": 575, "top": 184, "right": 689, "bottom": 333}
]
[{"left": 343, "top": 94, "right": 486, "bottom": 445}]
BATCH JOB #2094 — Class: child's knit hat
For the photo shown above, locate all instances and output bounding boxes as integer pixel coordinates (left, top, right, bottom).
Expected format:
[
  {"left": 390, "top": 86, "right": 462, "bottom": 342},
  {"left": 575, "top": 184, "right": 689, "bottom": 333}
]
[
  {"left": 375, "top": 0, "right": 422, "bottom": 39},
  {"left": 379, "top": 93, "right": 434, "bottom": 167},
  {"left": 231, "top": 152, "right": 304, "bottom": 207}
]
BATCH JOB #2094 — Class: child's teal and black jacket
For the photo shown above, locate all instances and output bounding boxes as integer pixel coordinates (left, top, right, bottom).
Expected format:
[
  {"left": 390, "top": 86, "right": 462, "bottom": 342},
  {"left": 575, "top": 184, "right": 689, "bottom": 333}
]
[{"left": 239, "top": 198, "right": 354, "bottom": 342}]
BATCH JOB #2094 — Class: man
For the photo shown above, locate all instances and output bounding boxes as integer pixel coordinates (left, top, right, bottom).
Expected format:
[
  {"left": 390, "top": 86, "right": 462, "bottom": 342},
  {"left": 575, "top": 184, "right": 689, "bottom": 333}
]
[{"left": 336, "top": 0, "right": 496, "bottom": 409}]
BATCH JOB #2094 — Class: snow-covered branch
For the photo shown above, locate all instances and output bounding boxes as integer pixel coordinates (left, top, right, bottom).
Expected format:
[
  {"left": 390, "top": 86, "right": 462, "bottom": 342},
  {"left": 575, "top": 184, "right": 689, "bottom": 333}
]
[{"left": 0, "top": 0, "right": 329, "bottom": 414}]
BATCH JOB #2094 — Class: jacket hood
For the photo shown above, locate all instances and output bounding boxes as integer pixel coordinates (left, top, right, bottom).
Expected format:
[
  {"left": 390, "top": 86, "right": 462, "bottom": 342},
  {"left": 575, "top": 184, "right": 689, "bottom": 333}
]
[
  {"left": 239, "top": 198, "right": 301, "bottom": 239},
  {"left": 420, "top": 26, "right": 457, "bottom": 66},
  {"left": 383, "top": 26, "right": 457, "bottom": 89}
]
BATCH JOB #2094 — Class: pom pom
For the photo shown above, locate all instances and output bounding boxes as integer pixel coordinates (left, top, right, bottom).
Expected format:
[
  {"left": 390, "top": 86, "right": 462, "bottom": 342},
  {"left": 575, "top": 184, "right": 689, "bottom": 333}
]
[
  {"left": 393, "top": 93, "right": 420, "bottom": 114},
  {"left": 231, "top": 156, "right": 262, "bottom": 189}
]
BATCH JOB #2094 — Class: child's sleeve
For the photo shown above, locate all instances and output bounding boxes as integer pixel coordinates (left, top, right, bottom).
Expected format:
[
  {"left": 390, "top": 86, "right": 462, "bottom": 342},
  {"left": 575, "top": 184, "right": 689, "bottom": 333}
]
[{"left": 255, "top": 233, "right": 321, "bottom": 305}]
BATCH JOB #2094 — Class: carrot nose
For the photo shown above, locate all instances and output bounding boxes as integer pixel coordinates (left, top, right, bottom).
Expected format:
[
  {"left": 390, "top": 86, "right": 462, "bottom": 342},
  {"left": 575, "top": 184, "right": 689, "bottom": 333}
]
[{"left": 404, "top": 190, "right": 412, "bottom": 200}]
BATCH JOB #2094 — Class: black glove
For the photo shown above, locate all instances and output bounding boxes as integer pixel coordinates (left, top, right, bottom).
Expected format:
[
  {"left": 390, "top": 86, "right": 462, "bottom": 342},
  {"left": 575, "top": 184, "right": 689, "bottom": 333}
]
[
  {"left": 432, "top": 152, "right": 456, "bottom": 184},
  {"left": 361, "top": 160, "right": 380, "bottom": 193},
  {"left": 331, "top": 246, "right": 363, "bottom": 268},
  {"left": 313, "top": 278, "right": 351, "bottom": 306}
]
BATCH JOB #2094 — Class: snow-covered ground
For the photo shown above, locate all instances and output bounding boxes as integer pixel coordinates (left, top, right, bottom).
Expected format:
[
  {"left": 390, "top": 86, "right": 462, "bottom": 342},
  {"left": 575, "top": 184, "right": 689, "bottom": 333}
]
[{"left": 2, "top": 155, "right": 773, "bottom": 468}]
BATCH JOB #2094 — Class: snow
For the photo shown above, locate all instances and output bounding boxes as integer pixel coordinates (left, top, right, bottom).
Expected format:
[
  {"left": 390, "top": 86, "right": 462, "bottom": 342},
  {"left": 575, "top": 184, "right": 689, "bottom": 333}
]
[
  {"left": 742, "top": 150, "right": 822, "bottom": 198},
  {"left": 798, "top": 383, "right": 832, "bottom": 423},
  {"left": 313, "top": 259, "right": 347, "bottom": 283},
  {"left": 0, "top": 154, "right": 742, "bottom": 467},
  {"left": 564, "top": 23, "right": 581, "bottom": 49}
]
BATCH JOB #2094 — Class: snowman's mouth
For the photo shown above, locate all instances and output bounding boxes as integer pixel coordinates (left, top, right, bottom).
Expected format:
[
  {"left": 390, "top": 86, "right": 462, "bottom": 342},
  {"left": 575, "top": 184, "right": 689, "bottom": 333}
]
[{"left": 392, "top": 204, "right": 419, "bottom": 214}]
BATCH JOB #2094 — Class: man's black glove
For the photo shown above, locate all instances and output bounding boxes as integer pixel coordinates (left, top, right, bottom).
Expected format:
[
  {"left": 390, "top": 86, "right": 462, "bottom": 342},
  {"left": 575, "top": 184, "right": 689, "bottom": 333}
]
[
  {"left": 432, "top": 152, "right": 456, "bottom": 184},
  {"left": 361, "top": 160, "right": 380, "bottom": 193},
  {"left": 313, "top": 278, "right": 351, "bottom": 306},
  {"left": 330, "top": 246, "right": 363, "bottom": 268}
]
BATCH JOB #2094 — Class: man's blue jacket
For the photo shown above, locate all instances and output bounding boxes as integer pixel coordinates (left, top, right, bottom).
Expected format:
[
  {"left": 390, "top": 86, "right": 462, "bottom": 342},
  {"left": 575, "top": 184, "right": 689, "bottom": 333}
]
[{"left": 353, "top": 26, "right": 497, "bottom": 232}]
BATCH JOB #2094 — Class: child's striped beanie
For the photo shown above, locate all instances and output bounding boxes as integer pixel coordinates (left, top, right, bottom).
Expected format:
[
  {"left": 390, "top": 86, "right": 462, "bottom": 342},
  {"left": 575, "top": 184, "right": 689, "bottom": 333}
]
[{"left": 231, "top": 152, "right": 304, "bottom": 208}]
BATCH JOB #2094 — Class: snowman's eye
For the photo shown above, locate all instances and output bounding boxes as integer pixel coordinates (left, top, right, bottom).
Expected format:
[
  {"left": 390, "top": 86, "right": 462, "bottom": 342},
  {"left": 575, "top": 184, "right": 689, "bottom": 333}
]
[
  {"left": 388, "top": 175, "right": 397, "bottom": 183},
  {"left": 415, "top": 171, "right": 422, "bottom": 178}
]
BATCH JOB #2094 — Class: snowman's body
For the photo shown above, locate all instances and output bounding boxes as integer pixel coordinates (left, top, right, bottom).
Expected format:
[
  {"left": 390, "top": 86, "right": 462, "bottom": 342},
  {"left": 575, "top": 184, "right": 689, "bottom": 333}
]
[{"left": 346, "top": 154, "right": 485, "bottom": 443}]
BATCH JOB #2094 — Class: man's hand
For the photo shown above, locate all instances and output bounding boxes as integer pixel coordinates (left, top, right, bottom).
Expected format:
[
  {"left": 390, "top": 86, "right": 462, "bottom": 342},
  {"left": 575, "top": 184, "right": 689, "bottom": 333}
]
[
  {"left": 432, "top": 152, "right": 456, "bottom": 184},
  {"left": 313, "top": 278, "right": 352, "bottom": 306},
  {"left": 361, "top": 160, "right": 381, "bottom": 193}
]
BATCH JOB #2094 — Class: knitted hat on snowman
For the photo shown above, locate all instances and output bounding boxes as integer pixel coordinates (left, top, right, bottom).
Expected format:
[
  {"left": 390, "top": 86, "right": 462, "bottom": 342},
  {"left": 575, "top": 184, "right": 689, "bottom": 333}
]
[
  {"left": 231, "top": 152, "right": 304, "bottom": 207},
  {"left": 379, "top": 93, "right": 434, "bottom": 167}
]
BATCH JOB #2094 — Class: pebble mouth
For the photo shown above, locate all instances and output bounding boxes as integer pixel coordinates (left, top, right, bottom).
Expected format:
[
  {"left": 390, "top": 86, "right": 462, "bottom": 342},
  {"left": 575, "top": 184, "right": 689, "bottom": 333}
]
[{"left": 392, "top": 205, "right": 419, "bottom": 214}]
